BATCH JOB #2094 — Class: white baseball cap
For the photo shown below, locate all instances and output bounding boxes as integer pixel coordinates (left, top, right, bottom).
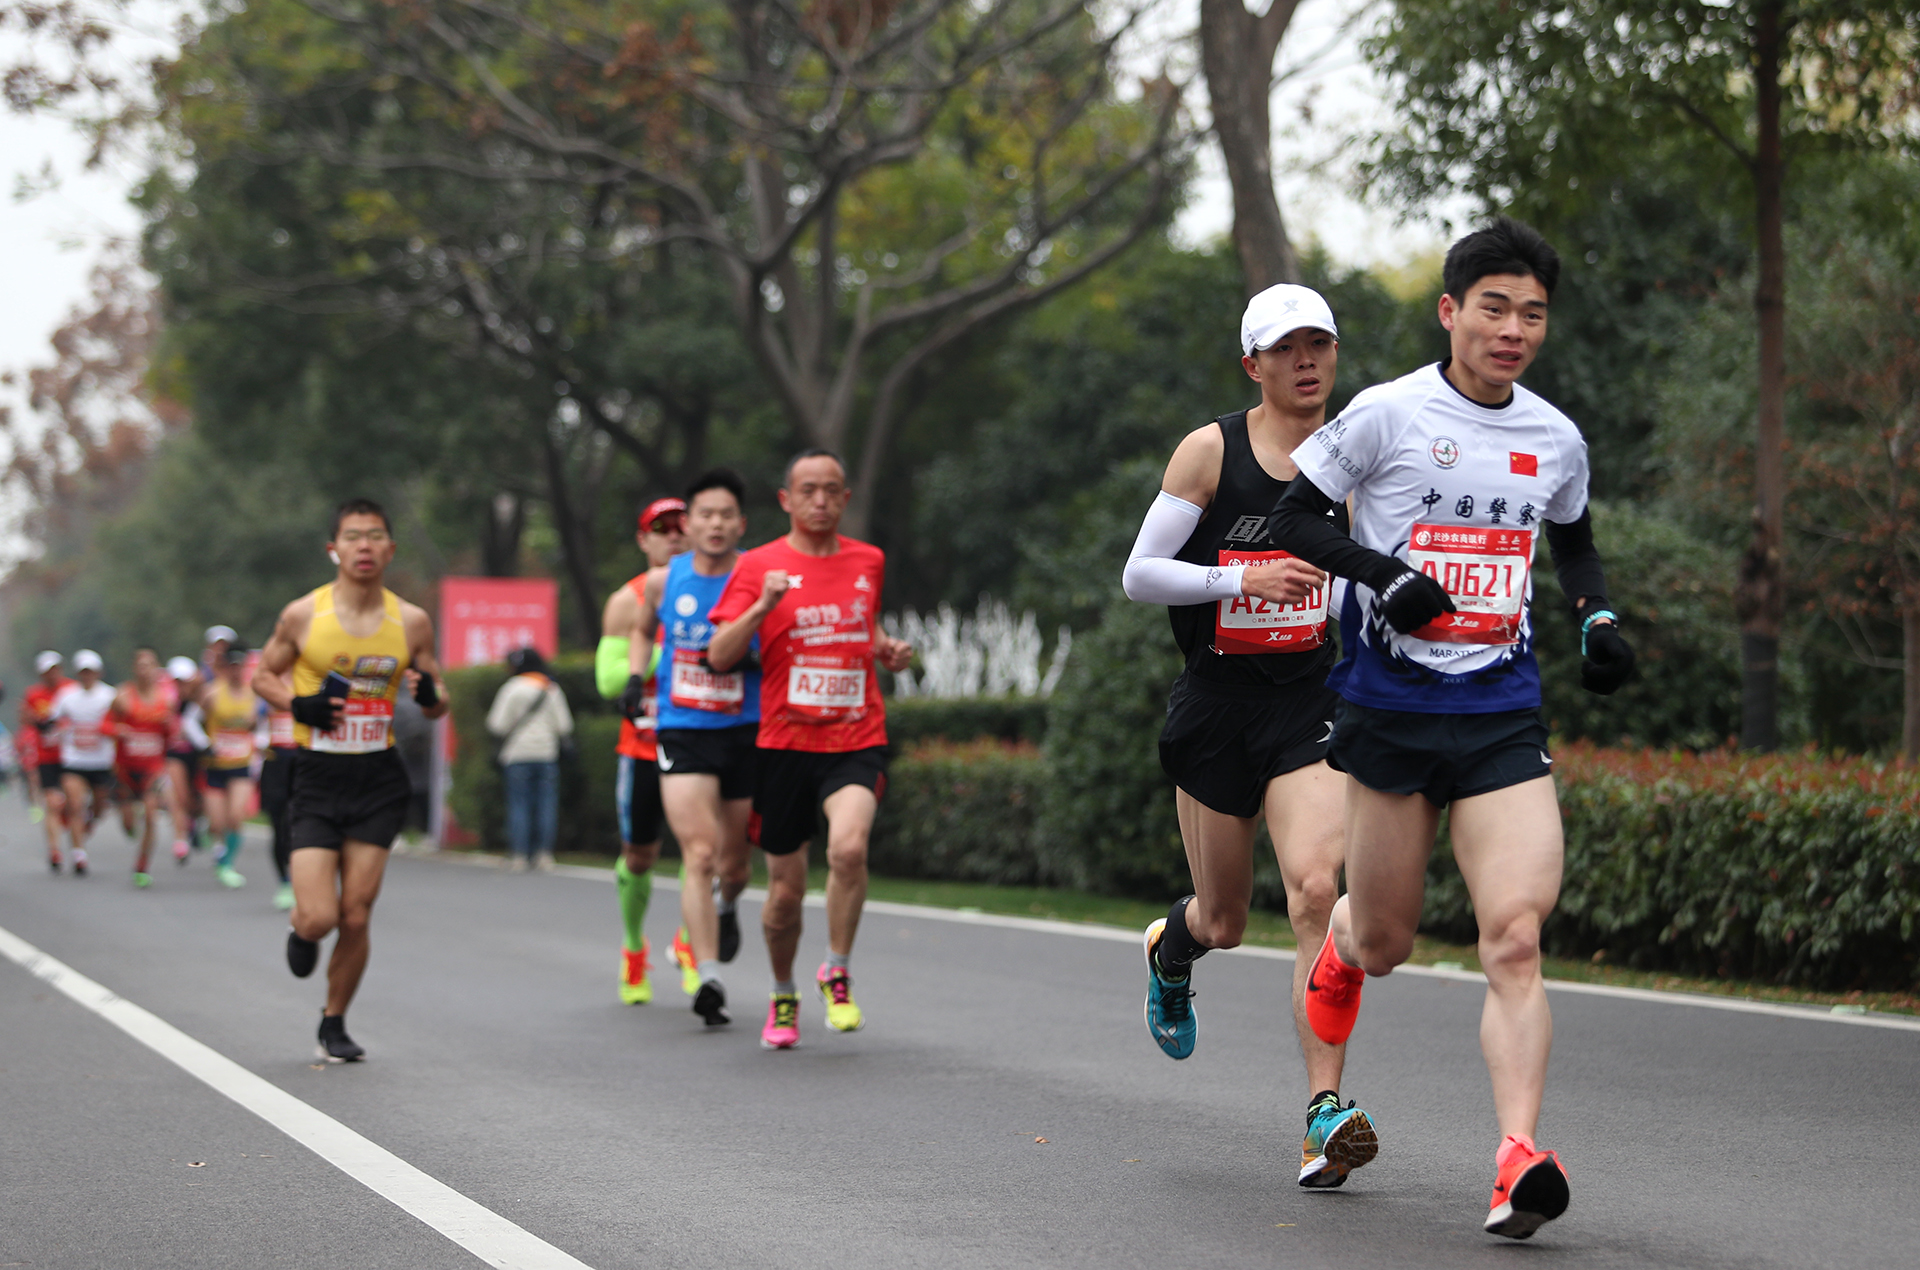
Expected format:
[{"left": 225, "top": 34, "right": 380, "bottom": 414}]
[
  {"left": 1240, "top": 284, "right": 1338, "bottom": 356},
  {"left": 34, "top": 650, "right": 62, "bottom": 674},
  {"left": 72, "top": 649, "right": 104, "bottom": 672},
  {"left": 204, "top": 624, "right": 239, "bottom": 645},
  {"left": 167, "top": 656, "right": 199, "bottom": 680}
]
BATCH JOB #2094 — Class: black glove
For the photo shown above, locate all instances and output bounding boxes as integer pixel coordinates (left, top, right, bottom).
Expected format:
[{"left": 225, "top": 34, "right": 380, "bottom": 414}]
[
  {"left": 617, "top": 674, "right": 649, "bottom": 721},
  {"left": 290, "top": 693, "right": 338, "bottom": 729},
  {"left": 413, "top": 672, "right": 439, "bottom": 708},
  {"left": 1376, "top": 566, "right": 1456, "bottom": 635},
  {"left": 1581, "top": 621, "right": 1635, "bottom": 695}
]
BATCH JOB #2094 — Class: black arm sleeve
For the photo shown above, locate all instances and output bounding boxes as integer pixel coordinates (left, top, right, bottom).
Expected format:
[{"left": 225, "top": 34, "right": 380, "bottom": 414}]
[
  {"left": 1543, "top": 508, "right": 1611, "bottom": 620},
  {"left": 1268, "top": 475, "right": 1411, "bottom": 593}
]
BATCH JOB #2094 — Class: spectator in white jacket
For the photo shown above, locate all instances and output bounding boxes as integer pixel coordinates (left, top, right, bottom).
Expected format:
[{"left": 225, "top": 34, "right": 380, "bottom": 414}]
[{"left": 486, "top": 648, "right": 575, "bottom": 872}]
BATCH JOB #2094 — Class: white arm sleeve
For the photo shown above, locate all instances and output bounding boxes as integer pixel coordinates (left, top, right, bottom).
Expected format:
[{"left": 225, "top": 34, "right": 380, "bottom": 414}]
[
  {"left": 1121, "top": 491, "right": 1245, "bottom": 606},
  {"left": 181, "top": 703, "right": 209, "bottom": 751}
]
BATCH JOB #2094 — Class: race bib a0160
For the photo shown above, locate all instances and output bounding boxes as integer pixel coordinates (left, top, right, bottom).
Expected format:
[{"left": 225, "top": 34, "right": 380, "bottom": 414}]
[
  {"left": 1405, "top": 523, "right": 1533, "bottom": 645},
  {"left": 670, "top": 648, "right": 744, "bottom": 713},
  {"left": 310, "top": 699, "right": 394, "bottom": 753},
  {"left": 1214, "top": 549, "right": 1328, "bottom": 653},
  {"left": 785, "top": 656, "right": 866, "bottom": 724}
]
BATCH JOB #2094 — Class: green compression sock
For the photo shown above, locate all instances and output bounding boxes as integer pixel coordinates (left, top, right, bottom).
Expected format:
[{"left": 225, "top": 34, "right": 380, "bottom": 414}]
[
  {"left": 614, "top": 857, "right": 651, "bottom": 953},
  {"left": 219, "top": 831, "right": 242, "bottom": 869}
]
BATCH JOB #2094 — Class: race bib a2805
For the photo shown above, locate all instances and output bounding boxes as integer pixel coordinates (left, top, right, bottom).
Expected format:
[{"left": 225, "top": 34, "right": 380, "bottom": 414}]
[
  {"left": 1404, "top": 523, "right": 1533, "bottom": 645},
  {"left": 785, "top": 656, "right": 867, "bottom": 724},
  {"left": 1214, "top": 549, "right": 1328, "bottom": 654}
]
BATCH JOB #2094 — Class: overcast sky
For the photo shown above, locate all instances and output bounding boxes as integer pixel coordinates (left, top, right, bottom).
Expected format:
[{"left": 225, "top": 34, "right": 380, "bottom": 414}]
[{"left": 0, "top": 0, "right": 1448, "bottom": 422}]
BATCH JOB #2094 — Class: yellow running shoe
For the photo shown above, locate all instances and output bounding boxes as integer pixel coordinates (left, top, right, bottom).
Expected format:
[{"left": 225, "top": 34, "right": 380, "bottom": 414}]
[
  {"left": 815, "top": 963, "right": 864, "bottom": 1032},
  {"left": 671, "top": 927, "right": 699, "bottom": 996},
  {"left": 620, "top": 940, "right": 652, "bottom": 1005}
]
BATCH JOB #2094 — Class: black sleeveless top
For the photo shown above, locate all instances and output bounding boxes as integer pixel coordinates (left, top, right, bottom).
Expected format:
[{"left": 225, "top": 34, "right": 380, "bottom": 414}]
[{"left": 1168, "top": 411, "right": 1349, "bottom": 688}]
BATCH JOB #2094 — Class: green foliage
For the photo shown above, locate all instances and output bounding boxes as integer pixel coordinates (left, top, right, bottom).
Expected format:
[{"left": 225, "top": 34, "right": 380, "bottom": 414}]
[
  {"left": 1424, "top": 746, "right": 1920, "bottom": 990},
  {"left": 869, "top": 740, "right": 1048, "bottom": 885},
  {"left": 886, "top": 696, "right": 1050, "bottom": 747}
]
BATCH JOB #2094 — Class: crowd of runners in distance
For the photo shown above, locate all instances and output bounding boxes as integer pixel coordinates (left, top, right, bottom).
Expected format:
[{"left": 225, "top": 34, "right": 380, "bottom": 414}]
[
  {"left": 19, "top": 630, "right": 300, "bottom": 908},
  {"left": 14, "top": 215, "right": 1632, "bottom": 1243}
]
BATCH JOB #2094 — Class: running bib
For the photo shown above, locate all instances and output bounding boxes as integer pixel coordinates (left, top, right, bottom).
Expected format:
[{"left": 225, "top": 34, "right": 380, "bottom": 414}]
[
  {"left": 68, "top": 726, "right": 111, "bottom": 763},
  {"left": 785, "top": 656, "right": 867, "bottom": 724},
  {"left": 310, "top": 699, "right": 394, "bottom": 753},
  {"left": 211, "top": 731, "right": 254, "bottom": 764},
  {"left": 669, "top": 648, "right": 744, "bottom": 714},
  {"left": 120, "top": 731, "right": 166, "bottom": 760},
  {"left": 269, "top": 711, "right": 295, "bottom": 748},
  {"left": 1214, "top": 549, "right": 1328, "bottom": 653},
  {"left": 1405, "top": 523, "right": 1533, "bottom": 645}
]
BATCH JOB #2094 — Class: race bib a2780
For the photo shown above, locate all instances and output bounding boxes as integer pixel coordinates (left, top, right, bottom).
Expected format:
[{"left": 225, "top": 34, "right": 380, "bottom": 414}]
[
  {"left": 1405, "top": 523, "right": 1533, "bottom": 645},
  {"left": 1213, "top": 549, "right": 1328, "bottom": 653}
]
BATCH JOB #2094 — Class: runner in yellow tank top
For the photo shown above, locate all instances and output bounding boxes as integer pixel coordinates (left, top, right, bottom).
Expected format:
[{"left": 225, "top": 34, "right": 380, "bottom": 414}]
[
  {"left": 201, "top": 650, "right": 261, "bottom": 889},
  {"left": 254, "top": 497, "right": 448, "bottom": 1063}
]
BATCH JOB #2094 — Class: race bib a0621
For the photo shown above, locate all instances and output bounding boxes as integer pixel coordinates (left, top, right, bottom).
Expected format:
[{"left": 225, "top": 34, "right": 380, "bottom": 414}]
[
  {"left": 310, "top": 699, "right": 394, "bottom": 753},
  {"left": 1405, "top": 523, "right": 1533, "bottom": 645},
  {"left": 1214, "top": 549, "right": 1328, "bottom": 653}
]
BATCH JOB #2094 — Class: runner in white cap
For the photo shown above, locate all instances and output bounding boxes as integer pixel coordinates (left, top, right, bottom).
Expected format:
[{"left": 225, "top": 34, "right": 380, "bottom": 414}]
[
  {"left": 22, "top": 651, "right": 73, "bottom": 870},
  {"left": 48, "top": 650, "right": 117, "bottom": 876},
  {"left": 164, "top": 655, "right": 209, "bottom": 863},
  {"left": 1121, "top": 282, "right": 1379, "bottom": 1188}
]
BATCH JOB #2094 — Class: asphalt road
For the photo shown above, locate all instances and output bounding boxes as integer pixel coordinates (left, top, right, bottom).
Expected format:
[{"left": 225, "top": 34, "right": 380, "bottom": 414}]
[{"left": 3, "top": 804, "right": 1918, "bottom": 1270}]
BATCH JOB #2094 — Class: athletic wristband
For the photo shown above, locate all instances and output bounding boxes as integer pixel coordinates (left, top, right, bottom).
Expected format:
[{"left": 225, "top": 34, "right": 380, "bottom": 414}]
[
  {"left": 413, "top": 673, "right": 439, "bottom": 708},
  {"left": 290, "top": 693, "right": 335, "bottom": 729},
  {"left": 1580, "top": 609, "right": 1618, "bottom": 658}
]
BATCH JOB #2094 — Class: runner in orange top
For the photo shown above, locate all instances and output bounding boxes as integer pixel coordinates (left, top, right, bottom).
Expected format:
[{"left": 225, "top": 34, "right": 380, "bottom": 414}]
[
  {"left": 22, "top": 651, "right": 72, "bottom": 871},
  {"left": 596, "top": 497, "right": 686, "bottom": 1004},
  {"left": 111, "top": 648, "right": 176, "bottom": 887}
]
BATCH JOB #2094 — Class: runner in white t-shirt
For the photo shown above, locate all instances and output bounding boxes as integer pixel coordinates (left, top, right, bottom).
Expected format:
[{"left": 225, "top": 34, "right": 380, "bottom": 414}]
[
  {"left": 1268, "top": 218, "right": 1635, "bottom": 1242},
  {"left": 49, "top": 649, "right": 119, "bottom": 876}
]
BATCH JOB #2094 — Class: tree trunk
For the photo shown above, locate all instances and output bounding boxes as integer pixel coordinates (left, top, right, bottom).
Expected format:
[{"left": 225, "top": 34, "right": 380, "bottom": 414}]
[
  {"left": 480, "top": 492, "right": 523, "bottom": 577},
  {"left": 1904, "top": 581, "right": 1920, "bottom": 761},
  {"left": 1738, "top": 1, "right": 1787, "bottom": 751},
  {"left": 1198, "top": 0, "right": 1303, "bottom": 295},
  {"left": 540, "top": 432, "right": 603, "bottom": 646}
]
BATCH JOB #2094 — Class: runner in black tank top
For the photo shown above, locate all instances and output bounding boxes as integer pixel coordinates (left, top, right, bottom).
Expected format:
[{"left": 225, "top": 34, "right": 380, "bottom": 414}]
[{"left": 1120, "top": 283, "right": 1379, "bottom": 1190}]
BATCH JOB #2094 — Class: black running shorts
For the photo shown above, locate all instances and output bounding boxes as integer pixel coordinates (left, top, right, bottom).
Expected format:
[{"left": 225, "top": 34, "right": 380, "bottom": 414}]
[
  {"left": 616, "top": 753, "right": 664, "bottom": 846},
  {"left": 1327, "top": 700, "right": 1553, "bottom": 808},
  {"left": 258, "top": 746, "right": 295, "bottom": 816},
  {"left": 751, "top": 746, "right": 889, "bottom": 857},
  {"left": 1158, "top": 672, "right": 1341, "bottom": 819},
  {"left": 37, "top": 762, "right": 63, "bottom": 790},
  {"left": 289, "top": 748, "right": 412, "bottom": 851},
  {"left": 657, "top": 725, "right": 759, "bottom": 801},
  {"left": 204, "top": 766, "right": 249, "bottom": 791},
  {"left": 63, "top": 766, "right": 115, "bottom": 791}
]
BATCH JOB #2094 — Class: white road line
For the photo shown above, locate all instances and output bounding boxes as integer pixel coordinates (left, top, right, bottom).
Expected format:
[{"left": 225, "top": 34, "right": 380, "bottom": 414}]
[
  {"left": 0, "top": 923, "right": 596, "bottom": 1270},
  {"left": 422, "top": 850, "right": 1920, "bottom": 1034}
]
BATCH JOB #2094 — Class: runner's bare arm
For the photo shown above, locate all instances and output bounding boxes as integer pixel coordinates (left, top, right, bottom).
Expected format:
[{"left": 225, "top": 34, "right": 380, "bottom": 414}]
[
  {"left": 1160, "top": 422, "right": 1225, "bottom": 507},
  {"left": 630, "top": 567, "right": 667, "bottom": 669},
  {"left": 400, "top": 604, "right": 449, "bottom": 721},
  {"left": 874, "top": 622, "right": 913, "bottom": 674},
  {"left": 707, "top": 570, "right": 787, "bottom": 672},
  {"left": 251, "top": 597, "right": 314, "bottom": 710}
]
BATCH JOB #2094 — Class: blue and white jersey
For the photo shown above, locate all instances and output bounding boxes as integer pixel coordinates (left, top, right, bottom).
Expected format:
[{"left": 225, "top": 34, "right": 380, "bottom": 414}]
[
  {"left": 1290, "top": 362, "right": 1590, "bottom": 714},
  {"left": 655, "top": 552, "right": 760, "bottom": 731}
]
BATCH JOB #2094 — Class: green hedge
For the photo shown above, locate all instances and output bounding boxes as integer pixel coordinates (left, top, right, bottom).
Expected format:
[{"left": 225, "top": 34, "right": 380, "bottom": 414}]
[
  {"left": 886, "top": 695, "right": 1050, "bottom": 747},
  {"left": 869, "top": 739, "right": 1046, "bottom": 884}
]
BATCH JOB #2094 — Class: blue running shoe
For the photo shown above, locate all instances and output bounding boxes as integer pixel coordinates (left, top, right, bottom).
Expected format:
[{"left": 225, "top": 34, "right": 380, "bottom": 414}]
[
  {"left": 1299, "top": 1095, "right": 1379, "bottom": 1188},
  {"left": 1142, "top": 918, "right": 1196, "bottom": 1059}
]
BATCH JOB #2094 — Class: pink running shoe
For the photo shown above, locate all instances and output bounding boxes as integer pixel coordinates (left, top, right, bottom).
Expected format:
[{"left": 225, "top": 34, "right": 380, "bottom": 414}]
[
  {"left": 761, "top": 992, "right": 800, "bottom": 1050},
  {"left": 172, "top": 839, "right": 190, "bottom": 865}
]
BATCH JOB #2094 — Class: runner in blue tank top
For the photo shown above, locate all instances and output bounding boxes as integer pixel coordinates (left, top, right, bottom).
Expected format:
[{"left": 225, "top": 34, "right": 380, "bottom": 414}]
[{"left": 634, "top": 469, "right": 760, "bottom": 1027}]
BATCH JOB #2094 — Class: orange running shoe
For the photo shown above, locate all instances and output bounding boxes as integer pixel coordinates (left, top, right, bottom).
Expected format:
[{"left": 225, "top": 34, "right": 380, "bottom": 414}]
[
  {"left": 1303, "top": 924, "right": 1365, "bottom": 1045},
  {"left": 1485, "top": 1134, "right": 1569, "bottom": 1239},
  {"left": 619, "top": 940, "right": 652, "bottom": 1005},
  {"left": 670, "top": 927, "right": 699, "bottom": 996}
]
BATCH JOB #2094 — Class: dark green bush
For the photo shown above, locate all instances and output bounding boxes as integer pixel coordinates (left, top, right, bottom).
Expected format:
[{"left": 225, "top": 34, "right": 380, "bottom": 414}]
[
  {"left": 886, "top": 695, "right": 1050, "bottom": 747},
  {"left": 869, "top": 740, "right": 1047, "bottom": 884}
]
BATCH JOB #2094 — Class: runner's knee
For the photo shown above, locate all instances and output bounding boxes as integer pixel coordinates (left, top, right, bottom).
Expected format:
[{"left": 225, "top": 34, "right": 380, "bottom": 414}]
[
  {"left": 1189, "top": 905, "right": 1245, "bottom": 949},
  {"left": 293, "top": 906, "right": 338, "bottom": 940},
  {"left": 622, "top": 840, "right": 659, "bottom": 871},
  {"left": 1478, "top": 912, "right": 1542, "bottom": 978},
  {"left": 1350, "top": 924, "right": 1414, "bottom": 977},
  {"left": 824, "top": 832, "right": 867, "bottom": 875},
  {"left": 1285, "top": 870, "right": 1340, "bottom": 931}
]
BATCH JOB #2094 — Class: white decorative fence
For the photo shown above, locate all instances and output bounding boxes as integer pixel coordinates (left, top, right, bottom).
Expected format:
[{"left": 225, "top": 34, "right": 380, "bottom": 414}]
[{"left": 887, "top": 598, "right": 1072, "bottom": 698}]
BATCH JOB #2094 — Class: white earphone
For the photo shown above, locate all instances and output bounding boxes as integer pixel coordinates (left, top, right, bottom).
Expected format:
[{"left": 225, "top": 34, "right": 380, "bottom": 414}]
[{"left": 328, "top": 548, "right": 341, "bottom": 565}]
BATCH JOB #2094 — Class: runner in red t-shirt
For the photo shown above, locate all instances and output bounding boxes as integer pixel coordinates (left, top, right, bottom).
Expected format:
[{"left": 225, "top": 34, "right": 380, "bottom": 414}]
[
  {"left": 110, "top": 648, "right": 176, "bottom": 886},
  {"left": 708, "top": 449, "right": 913, "bottom": 1048},
  {"left": 22, "top": 651, "right": 72, "bottom": 871}
]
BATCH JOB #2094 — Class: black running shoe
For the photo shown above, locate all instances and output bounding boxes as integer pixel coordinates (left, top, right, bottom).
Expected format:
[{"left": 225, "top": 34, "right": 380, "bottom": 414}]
[
  {"left": 316, "top": 1014, "right": 365, "bottom": 1063},
  {"left": 692, "top": 980, "right": 730, "bottom": 1027},
  {"left": 71, "top": 858, "right": 88, "bottom": 877},
  {"left": 286, "top": 932, "right": 320, "bottom": 979},
  {"left": 718, "top": 908, "right": 741, "bottom": 963}
]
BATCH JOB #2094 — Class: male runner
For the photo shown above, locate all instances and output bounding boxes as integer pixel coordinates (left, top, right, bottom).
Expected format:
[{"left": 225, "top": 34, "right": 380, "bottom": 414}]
[
  {"left": 594, "top": 497, "right": 686, "bottom": 1005},
  {"left": 257, "top": 669, "right": 299, "bottom": 910},
  {"left": 23, "top": 652, "right": 72, "bottom": 870},
  {"left": 164, "top": 656, "right": 208, "bottom": 863},
  {"left": 202, "top": 648, "right": 259, "bottom": 889},
  {"left": 1120, "top": 282, "right": 1378, "bottom": 1188},
  {"left": 109, "top": 649, "right": 175, "bottom": 887},
  {"left": 708, "top": 450, "right": 913, "bottom": 1049},
  {"left": 629, "top": 469, "right": 758, "bottom": 1027},
  {"left": 202, "top": 624, "right": 238, "bottom": 677},
  {"left": 1268, "top": 218, "right": 1635, "bottom": 1239},
  {"left": 254, "top": 498, "right": 448, "bottom": 1062},
  {"left": 50, "top": 650, "right": 117, "bottom": 875}
]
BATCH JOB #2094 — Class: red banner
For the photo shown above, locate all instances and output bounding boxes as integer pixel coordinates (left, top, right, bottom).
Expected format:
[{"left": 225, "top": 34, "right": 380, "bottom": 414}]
[{"left": 433, "top": 577, "right": 559, "bottom": 844}]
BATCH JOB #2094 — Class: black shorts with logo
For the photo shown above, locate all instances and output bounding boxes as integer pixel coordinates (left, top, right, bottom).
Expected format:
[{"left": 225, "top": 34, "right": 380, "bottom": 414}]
[
  {"left": 1327, "top": 700, "right": 1553, "bottom": 808},
  {"left": 657, "top": 725, "right": 759, "bottom": 801},
  {"left": 289, "top": 748, "right": 413, "bottom": 851},
  {"left": 751, "top": 746, "right": 889, "bottom": 857},
  {"left": 1158, "top": 672, "right": 1341, "bottom": 819}
]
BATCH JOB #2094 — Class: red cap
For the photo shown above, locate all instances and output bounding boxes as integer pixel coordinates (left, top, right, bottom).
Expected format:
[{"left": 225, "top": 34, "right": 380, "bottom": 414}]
[{"left": 639, "top": 498, "right": 686, "bottom": 532}]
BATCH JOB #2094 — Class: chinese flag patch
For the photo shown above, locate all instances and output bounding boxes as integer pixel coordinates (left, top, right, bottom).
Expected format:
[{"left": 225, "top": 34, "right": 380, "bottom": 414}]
[{"left": 1509, "top": 452, "right": 1538, "bottom": 476}]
